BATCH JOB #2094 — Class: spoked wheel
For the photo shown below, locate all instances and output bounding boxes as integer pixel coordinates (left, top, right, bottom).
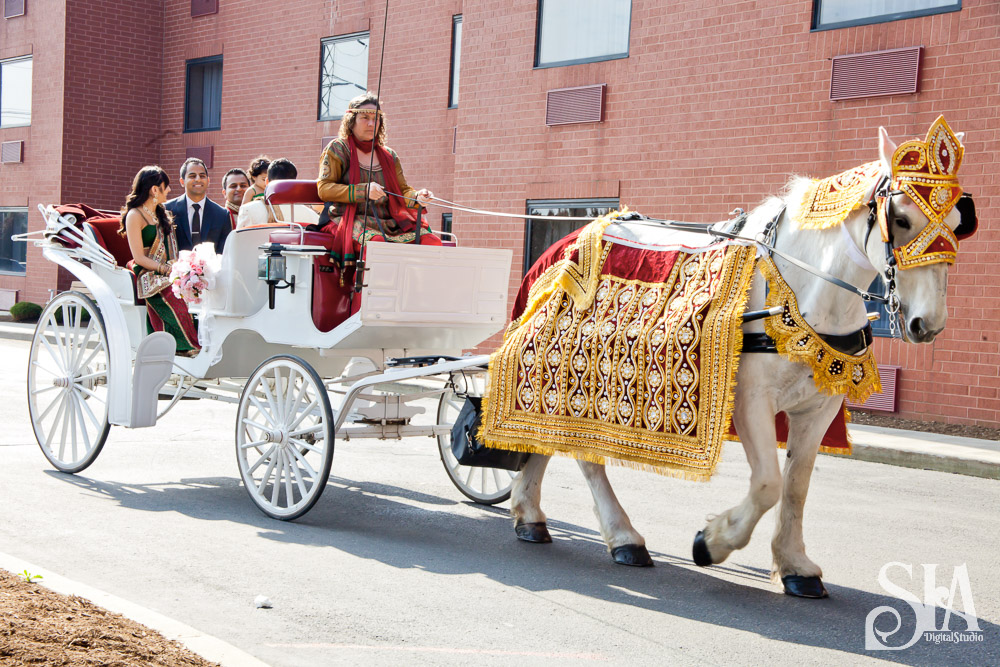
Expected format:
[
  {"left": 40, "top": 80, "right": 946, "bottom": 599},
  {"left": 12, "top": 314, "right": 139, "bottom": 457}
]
[
  {"left": 437, "top": 389, "right": 515, "bottom": 505},
  {"left": 236, "top": 355, "right": 334, "bottom": 520},
  {"left": 27, "top": 291, "right": 111, "bottom": 473}
]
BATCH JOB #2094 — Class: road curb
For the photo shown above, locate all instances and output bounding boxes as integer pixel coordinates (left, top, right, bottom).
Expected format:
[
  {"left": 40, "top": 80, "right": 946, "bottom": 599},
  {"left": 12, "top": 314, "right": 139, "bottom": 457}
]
[
  {"left": 0, "top": 322, "right": 35, "bottom": 342},
  {"left": 0, "top": 552, "right": 271, "bottom": 667},
  {"left": 846, "top": 443, "right": 1000, "bottom": 480}
]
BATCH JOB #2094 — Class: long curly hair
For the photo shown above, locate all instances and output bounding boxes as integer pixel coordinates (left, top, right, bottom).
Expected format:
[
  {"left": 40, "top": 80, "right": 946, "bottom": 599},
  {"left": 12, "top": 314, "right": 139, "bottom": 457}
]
[
  {"left": 338, "top": 91, "right": 388, "bottom": 147},
  {"left": 118, "top": 165, "right": 174, "bottom": 237}
]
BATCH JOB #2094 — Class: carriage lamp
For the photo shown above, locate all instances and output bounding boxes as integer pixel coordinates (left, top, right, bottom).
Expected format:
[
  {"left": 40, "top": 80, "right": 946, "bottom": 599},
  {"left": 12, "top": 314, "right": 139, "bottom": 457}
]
[{"left": 258, "top": 244, "right": 296, "bottom": 309}]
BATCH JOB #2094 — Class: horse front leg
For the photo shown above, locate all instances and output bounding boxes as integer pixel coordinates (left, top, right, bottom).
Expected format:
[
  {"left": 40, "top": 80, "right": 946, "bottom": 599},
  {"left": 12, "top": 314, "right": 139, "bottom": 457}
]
[
  {"left": 577, "top": 461, "right": 653, "bottom": 566},
  {"left": 694, "top": 378, "right": 782, "bottom": 566},
  {"left": 772, "top": 397, "right": 843, "bottom": 599},
  {"left": 510, "top": 453, "right": 553, "bottom": 543}
]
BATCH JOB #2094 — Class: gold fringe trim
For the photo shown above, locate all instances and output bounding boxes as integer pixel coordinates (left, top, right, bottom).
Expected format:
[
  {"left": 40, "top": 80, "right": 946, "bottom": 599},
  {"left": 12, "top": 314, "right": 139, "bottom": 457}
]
[
  {"left": 482, "top": 238, "right": 757, "bottom": 482},
  {"left": 760, "top": 258, "right": 881, "bottom": 404},
  {"left": 795, "top": 161, "right": 883, "bottom": 230},
  {"left": 479, "top": 433, "right": 713, "bottom": 482}
]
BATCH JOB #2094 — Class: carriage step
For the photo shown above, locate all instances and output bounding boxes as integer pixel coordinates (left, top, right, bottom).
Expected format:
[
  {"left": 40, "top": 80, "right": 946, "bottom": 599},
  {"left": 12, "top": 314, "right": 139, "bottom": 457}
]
[{"left": 130, "top": 332, "right": 175, "bottom": 428}]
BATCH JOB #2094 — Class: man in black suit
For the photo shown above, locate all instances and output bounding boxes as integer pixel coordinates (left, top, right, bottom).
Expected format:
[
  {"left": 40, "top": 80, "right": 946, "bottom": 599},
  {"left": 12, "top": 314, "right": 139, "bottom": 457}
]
[{"left": 165, "top": 158, "right": 231, "bottom": 253}]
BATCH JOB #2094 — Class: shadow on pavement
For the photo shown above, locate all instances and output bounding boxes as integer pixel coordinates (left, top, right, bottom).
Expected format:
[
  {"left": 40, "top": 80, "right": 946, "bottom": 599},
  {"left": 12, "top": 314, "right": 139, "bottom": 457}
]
[{"left": 45, "top": 470, "right": 997, "bottom": 665}]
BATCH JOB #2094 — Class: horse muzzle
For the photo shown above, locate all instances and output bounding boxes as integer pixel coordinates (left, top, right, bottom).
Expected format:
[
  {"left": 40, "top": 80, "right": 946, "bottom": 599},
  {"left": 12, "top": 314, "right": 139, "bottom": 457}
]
[{"left": 905, "top": 316, "right": 944, "bottom": 343}]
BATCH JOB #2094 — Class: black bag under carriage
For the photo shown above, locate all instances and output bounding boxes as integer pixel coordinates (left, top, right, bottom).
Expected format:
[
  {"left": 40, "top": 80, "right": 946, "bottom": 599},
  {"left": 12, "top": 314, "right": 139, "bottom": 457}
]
[{"left": 450, "top": 397, "right": 528, "bottom": 471}]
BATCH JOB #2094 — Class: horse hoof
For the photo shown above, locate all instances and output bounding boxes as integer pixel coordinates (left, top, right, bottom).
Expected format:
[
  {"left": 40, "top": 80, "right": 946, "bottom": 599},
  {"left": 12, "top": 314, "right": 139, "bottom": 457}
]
[
  {"left": 611, "top": 544, "right": 654, "bottom": 567},
  {"left": 692, "top": 530, "right": 713, "bottom": 567},
  {"left": 781, "top": 575, "right": 829, "bottom": 599},
  {"left": 515, "top": 521, "right": 552, "bottom": 543}
]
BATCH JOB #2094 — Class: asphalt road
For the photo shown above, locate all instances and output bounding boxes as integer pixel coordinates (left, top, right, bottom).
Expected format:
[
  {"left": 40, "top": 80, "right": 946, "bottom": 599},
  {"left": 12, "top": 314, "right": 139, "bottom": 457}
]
[{"left": 0, "top": 337, "right": 997, "bottom": 666}]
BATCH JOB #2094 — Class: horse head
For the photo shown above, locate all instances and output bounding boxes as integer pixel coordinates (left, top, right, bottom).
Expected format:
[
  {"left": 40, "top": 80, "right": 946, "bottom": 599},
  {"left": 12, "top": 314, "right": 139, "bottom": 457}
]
[{"left": 867, "top": 117, "right": 973, "bottom": 343}]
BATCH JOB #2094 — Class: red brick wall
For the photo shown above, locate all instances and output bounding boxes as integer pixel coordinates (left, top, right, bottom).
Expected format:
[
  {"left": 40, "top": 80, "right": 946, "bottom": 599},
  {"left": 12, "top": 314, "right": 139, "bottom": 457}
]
[
  {"left": 0, "top": 2, "right": 66, "bottom": 305},
  {"left": 45, "top": 0, "right": 1000, "bottom": 427},
  {"left": 62, "top": 0, "right": 164, "bottom": 210},
  {"left": 445, "top": 0, "right": 999, "bottom": 427}
]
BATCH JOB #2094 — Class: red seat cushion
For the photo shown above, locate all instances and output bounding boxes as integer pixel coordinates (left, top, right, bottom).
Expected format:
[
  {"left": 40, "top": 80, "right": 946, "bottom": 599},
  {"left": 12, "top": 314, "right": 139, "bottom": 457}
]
[
  {"left": 268, "top": 229, "right": 354, "bottom": 332},
  {"left": 265, "top": 180, "right": 323, "bottom": 206},
  {"left": 84, "top": 217, "right": 133, "bottom": 267}
]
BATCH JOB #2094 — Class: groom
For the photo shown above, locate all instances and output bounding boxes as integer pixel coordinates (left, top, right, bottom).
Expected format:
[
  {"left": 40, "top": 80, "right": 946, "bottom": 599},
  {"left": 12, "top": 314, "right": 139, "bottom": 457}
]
[{"left": 166, "top": 157, "right": 231, "bottom": 253}]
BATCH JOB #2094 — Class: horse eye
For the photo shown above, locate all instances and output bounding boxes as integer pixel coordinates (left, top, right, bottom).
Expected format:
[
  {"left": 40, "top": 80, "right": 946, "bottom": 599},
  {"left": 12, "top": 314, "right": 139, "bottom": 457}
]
[{"left": 894, "top": 216, "right": 911, "bottom": 231}]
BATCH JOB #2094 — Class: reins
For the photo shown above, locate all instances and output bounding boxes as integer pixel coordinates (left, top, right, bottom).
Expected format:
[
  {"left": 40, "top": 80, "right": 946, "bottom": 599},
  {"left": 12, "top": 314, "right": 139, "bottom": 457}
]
[{"left": 389, "top": 190, "right": 896, "bottom": 308}]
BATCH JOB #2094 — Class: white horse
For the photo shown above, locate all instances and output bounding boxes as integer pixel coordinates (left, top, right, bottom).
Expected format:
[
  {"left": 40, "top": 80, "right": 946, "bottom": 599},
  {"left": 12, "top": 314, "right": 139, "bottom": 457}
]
[{"left": 506, "top": 122, "right": 973, "bottom": 598}]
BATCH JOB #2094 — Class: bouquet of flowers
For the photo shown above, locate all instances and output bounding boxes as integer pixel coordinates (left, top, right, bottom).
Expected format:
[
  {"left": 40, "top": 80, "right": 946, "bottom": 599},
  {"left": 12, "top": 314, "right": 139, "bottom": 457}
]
[{"left": 169, "top": 243, "right": 219, "bottom": 305}]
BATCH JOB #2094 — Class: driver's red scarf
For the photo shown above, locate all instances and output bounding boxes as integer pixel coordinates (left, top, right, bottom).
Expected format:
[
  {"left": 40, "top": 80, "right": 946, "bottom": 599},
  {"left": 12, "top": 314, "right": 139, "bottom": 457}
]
[{"left": 326, "top": 136, "right": 420, "bottom": 271}]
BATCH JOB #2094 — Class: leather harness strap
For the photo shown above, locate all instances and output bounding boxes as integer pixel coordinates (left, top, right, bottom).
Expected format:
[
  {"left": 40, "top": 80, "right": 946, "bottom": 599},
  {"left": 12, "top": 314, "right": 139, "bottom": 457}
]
[{"left": 743, "top": 323, "right": 873, "bottom": 356}]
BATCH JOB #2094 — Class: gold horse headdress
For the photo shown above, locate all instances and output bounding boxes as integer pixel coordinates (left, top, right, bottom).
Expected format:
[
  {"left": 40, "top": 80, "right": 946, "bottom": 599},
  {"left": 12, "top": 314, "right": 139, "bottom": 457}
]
[
  {"left": 797, "top": 116, "right": 969, "bottom": 269},
  {"left": 879, "top": 115, "right": 965, "bottom": 269}
]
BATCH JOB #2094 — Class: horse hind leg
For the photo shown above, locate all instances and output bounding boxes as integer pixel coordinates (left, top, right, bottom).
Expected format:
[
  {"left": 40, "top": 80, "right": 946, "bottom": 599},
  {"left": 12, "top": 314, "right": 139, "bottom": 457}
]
[
  {"left": 577, "top": 460, "right": 653, "bottom": 566},
  {"left": 694, "top": 396, "right": 782, "bottom": 567},
  {"left": 510, "top": 454, "right": 553, "bottom": 543},
  {"left": 772, "top": 398, "right": 843, "bottom": 599}
]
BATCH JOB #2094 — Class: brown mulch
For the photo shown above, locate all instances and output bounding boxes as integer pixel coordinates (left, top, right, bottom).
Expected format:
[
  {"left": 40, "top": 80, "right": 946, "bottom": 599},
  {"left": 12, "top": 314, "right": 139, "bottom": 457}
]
[
  {"left": 0, "top": 569, "right": 218, "bottom": 667},
  {"left": 850, "top": 410, "right": 1000, "bottom": 442}
]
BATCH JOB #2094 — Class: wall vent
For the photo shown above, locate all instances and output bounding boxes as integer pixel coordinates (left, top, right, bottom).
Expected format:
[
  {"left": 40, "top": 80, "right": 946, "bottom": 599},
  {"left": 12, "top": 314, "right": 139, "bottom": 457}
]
[
  {"left": 185, "top": 145, "right": 213, "bottom": 169},
  {"left": 321, "top": 135, "right": 336, "bottom": 152},
  {"left": 1, "top": 140, "right": 23, "bottom": 163},
  {"left": 831, "top": 47, "right": 921, "bottom": 101},
  {"left": 545, "top": 84, "right": 605, "bottom": 126},
  {"left": 3, "top": 0, "right": 25, "bottom": 19},
  {"left": 191, "top": 0, "right": 218, "bottom": 18},
  {"left": 847, "top": 365, "right": 900, "bottom": 412}
]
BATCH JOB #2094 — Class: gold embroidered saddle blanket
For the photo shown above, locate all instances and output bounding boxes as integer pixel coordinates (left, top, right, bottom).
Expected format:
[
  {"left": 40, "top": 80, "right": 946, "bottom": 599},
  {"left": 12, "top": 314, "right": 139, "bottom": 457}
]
[{"left": 480, "top": 215, "right": 758, "bottom": 481}]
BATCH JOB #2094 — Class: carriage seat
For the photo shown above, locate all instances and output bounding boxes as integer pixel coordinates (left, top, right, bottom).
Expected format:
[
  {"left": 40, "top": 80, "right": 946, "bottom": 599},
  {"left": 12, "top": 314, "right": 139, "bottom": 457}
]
[
  {"left": 81, "top": 217, "right": 142, "bottom": 305},
  {"left": 268, "top": 229, "right": 356, "bottom": 333},
  {"left": 266, "top": 180, "right": 323, "bottom": 205}
]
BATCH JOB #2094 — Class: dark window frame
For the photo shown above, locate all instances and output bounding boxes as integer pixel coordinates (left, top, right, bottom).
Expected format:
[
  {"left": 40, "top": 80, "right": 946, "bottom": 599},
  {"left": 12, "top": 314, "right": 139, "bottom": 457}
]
[
  {"left": 183, "top": 55, "right": 223, "bottom": 133},
  {"left": 533, "top": 0, "right": 631, "bottom": 69},
  {"left": 0, "top": 207, "right": 28, "bottom": 275},
  {"left": 523, "top": 198, "right": 618, "bottom": 273},
  {"left": 0, "top": 55, "right": 32, "bottom": 129},
  {"left": 441, "top": 212, "right": 453, "bottom": 234},
  {"left": 811, "top": 0, "right": 961, "bottom": 31},
  {"left": 318, "top": 31, "right": 370, "bottom": 122},
  {"left": 448, "top": 14, "right": 462, "bottom": 109}
]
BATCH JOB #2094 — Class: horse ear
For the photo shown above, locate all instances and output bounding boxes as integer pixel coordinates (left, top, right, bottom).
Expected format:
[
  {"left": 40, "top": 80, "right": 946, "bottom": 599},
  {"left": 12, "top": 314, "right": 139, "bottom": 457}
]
[
  {"left": 878, "top": 127, "right": 897, "bottom": 172},
  {"left": 955, "top": 131, "right": 966, "bottom": 144}
]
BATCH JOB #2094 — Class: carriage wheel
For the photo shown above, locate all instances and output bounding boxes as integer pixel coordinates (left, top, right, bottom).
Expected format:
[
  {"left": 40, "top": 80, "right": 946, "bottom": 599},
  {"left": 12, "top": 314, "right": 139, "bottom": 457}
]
[
  {"left": 437, "top": 389, "right": 515, "bottom": 505},
  {"left": 27, "top": 291, "right": 111, "bottom": 473},
  {"left": 236, "top": 355, "right": 334, "bottom": 520}
]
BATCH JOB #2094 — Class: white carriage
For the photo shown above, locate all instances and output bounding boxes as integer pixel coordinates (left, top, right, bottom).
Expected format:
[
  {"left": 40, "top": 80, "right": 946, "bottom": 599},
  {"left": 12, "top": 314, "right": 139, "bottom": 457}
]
[{"left": 21, "top": 182, "right": 513, "bottom": 520}]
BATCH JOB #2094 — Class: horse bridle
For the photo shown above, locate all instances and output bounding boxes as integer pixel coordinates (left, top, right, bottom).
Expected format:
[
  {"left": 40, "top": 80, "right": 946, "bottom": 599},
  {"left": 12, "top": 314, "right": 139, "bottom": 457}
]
[
  {"left": 862, "top": 177, "right": 978, "bottom": 335},
  {"left": 622, "top": 183, "right": 977, "bottom": 351}
]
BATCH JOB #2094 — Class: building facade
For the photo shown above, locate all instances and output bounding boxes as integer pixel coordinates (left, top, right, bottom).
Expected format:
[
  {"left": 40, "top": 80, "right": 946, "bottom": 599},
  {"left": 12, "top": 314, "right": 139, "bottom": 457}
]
[{"left": 1, "top": 0, "right": 997, "bottom": 426}]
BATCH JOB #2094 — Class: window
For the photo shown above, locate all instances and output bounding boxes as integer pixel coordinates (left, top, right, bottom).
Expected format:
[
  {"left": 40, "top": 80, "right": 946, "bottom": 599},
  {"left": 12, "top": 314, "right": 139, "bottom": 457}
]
[
  {"left": 813, "top": 0, "right": 960, "bottom": 30},
  {"left": 865, "top": 278, "right": 901, "bottom": 338},
  {"left": 319, "top": 32, "right": 369, "bottom": 121},
  {"left": 448, "top": 15, "right": 462, "bottom": 108},
  {"left": 0, "top": 208, "right": 27, "bottom": 274},
  {"left": 184, "top": 56, "right": 222, "bottom": 132},
  {"left": 441, "top": 213, "right": 452, "bottom": 234},
  {"left": 0, "top": 56, "right": 31, "bottom": 128},
  {"left": 524, "top": 198, "right": 618, "bottom": 272},
  {"left": 535, "top": 0, "right": 630, "bottom": 68}
]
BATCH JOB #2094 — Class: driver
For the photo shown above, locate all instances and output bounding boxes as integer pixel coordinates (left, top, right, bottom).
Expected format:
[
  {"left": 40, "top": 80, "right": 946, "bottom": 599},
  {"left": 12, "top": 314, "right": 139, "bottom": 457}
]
[{"left": 316, "top": 92, "right": 440, "bottom": 276}]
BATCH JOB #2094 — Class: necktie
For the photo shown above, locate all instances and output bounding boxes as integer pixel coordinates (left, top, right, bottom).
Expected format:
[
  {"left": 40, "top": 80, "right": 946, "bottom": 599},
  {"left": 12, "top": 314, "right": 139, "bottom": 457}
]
[{"left": 191, "top": 203, "right": 202, "bottom": 245}]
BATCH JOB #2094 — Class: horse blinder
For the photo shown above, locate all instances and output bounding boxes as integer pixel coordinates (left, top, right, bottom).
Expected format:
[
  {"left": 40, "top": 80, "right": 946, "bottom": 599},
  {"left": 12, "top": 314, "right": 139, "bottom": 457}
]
[{"left": 954, "top": 192, "right": 978, "bottom": 240}]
